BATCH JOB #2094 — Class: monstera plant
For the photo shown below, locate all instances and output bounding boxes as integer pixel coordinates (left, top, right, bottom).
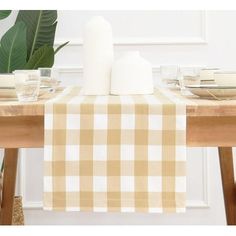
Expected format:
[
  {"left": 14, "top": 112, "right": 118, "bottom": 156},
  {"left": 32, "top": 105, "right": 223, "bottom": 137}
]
[
  {"left": 0, "top": 10, "right": 68, "bottom": 176},
  {"left": 0, "top": 10, "right": 68, "bottom": 73}
]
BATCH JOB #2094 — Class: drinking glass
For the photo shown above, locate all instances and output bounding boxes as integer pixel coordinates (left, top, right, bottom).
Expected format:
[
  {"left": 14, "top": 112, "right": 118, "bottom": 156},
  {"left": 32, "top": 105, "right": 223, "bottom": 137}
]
[
  {"left": 39, "top": 68, "right": 59, "bottom": 92},
  {"left": 179, "top": 67, "right": 201, "bottom": 95},
  {"left": 13, "top": 70, "right": 40, "bottom": 102},
  {"left": 160, "top": 65, "right": 179, "bottom": 88}
]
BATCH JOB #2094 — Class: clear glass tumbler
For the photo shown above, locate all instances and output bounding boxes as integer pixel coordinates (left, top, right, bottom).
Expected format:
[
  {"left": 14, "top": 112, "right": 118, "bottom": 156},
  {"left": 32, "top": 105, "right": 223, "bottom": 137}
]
[
  {"left": 160, "top": 65, "right": 179, "bottom": 88},
  {"left": 39, "top": 68, "right": 59, "bottom": 92},
  {"left": 13, "top": 70, "right": 40, "bottom": 102},
  {"left": 178, "top": 67, "right": 201, "bottom": 95}
]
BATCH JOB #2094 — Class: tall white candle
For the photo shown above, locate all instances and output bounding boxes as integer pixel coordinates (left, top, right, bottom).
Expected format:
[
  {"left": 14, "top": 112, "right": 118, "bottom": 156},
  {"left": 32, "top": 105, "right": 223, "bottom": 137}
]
[{"left": 83, "top": 16, "right": 113, "bottom": 95}]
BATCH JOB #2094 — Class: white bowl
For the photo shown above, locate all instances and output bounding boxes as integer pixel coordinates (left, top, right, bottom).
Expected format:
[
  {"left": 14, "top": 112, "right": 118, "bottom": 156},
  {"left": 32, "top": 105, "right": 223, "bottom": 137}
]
[
  {"left": 214, "top": 71, "right": 236, "bottom": 86},
  {"left": 0, "top": 74, "right": 14, "bottom": 87},
  {"left": 200, "top": 68, "right": 220, "bottom": 81}
]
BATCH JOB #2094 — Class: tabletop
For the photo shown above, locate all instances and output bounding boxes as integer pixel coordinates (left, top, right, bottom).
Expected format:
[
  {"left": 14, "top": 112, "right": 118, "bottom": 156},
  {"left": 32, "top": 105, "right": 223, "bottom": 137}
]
[
  {"left": 1, "top": 87, "right": 236, "bottom": 117},
  {"left": 1, "top": 87, "right": 235, "bottom": 226}
]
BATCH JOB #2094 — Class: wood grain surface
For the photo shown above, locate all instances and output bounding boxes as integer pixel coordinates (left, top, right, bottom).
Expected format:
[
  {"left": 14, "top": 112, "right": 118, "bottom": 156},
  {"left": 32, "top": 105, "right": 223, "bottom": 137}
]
[{"left": 1, "top": 88, "right": 236, "bottom": 117}]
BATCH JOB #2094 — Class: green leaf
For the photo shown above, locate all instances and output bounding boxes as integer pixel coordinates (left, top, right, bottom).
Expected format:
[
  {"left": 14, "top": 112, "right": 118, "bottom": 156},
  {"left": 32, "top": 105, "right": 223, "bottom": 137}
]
[
  {"left": 15, "top": 10, "right": 57, "bottom": 60},
  {"left": 0, "top": 22, "right": 27, "bottom": 73},
  {"left": 0, "top": 10, "right": 11, "bottom": 20},
  {"left": 24, "top": 45, "right": 54, "bottom": 69},
  {"left": 54, "top": 41, "right": 69, "bottom": 54}
]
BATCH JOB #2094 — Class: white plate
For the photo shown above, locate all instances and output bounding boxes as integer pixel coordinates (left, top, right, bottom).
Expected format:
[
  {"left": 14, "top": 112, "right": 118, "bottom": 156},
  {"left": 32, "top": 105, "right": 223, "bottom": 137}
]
[
  {"left": 186, "top": 85, "right": 236, "bottom": 98},
  {"left": 0, "top": 86, "right": 51, "bottom": 98}
]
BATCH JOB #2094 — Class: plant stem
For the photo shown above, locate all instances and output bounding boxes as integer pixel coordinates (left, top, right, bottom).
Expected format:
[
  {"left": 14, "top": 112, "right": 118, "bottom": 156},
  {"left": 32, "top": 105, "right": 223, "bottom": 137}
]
[{"left": 1, "top": 157, "right": 4, "bottom": 173}]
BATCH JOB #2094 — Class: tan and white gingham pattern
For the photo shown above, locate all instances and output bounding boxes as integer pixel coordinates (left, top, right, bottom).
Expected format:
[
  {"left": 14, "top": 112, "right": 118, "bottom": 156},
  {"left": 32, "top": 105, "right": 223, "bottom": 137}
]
[{"left": 44, "top": 86, "right": 186, "bottom": 213}]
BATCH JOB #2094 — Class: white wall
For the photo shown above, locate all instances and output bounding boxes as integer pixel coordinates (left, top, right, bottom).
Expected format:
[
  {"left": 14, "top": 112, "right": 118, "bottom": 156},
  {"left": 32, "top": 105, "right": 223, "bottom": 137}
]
[{"left": 2, "top": 10, "right": 236, "bottom": 224}]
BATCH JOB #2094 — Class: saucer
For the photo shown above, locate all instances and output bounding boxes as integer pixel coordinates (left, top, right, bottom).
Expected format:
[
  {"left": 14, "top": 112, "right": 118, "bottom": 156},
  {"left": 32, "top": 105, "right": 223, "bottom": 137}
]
[
  {"left": 185, "top": 84, "right": 236, "bottom": 99},
  {"left": 0, "top": 86, "right": 51, "bottom": 98}
]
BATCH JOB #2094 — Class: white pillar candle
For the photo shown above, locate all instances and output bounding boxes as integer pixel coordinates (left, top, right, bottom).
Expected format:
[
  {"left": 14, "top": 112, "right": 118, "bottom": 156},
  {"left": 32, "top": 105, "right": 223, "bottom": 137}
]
[{"left": 82, "top": 16, "right": 113, "bottom": 95}]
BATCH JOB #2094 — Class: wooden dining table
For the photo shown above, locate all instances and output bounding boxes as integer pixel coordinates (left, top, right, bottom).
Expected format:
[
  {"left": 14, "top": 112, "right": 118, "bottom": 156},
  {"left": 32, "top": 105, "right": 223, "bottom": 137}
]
[{"left": 0, "top": 88, "right": 236, "bottom": 225}]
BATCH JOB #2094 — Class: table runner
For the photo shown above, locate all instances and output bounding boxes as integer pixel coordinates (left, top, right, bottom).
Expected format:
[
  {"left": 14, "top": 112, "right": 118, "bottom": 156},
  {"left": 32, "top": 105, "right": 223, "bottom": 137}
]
[{"left": 44, "top": 86, "right": 186, "bottom": 213}]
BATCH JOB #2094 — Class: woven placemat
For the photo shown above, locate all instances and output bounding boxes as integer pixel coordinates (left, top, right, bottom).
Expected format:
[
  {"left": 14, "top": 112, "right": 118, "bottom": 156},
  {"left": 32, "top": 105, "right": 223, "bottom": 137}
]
[{"left": 12, "top": 196, "right": 24, "bottom": 225}]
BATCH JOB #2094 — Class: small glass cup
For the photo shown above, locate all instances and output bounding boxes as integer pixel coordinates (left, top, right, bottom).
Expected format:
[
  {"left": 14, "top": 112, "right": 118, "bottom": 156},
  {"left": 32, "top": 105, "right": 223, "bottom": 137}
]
[
  {"left": 178, "top": 67, "right": 201, "bottom": 95},
  {"left": 39, "top": 68, "right": 59, "bottom": 93},
  {"left": 13, "top": 70, "right": 40, "bottom": 102},
  {"left": 160, "top": 65, "right": 179, "bottom": 88}
]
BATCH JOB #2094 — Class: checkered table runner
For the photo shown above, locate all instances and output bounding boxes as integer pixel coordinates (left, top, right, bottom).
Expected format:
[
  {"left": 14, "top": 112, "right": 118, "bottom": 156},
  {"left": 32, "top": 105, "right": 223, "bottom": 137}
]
[{"left": 44, "top": 86, "right": 186, "bottom": 213}]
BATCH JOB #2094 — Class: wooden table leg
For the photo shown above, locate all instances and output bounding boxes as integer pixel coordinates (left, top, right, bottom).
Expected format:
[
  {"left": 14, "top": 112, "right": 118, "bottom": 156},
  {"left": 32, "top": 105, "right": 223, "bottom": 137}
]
[
  {"left": 0, "top": 148, "right": 18, "bottom": 225},
  {"left": 218, "top": 147, "right": 236, "bottom": 225}
]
